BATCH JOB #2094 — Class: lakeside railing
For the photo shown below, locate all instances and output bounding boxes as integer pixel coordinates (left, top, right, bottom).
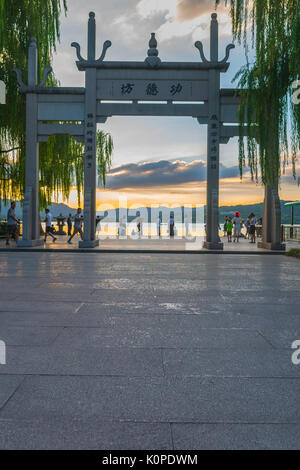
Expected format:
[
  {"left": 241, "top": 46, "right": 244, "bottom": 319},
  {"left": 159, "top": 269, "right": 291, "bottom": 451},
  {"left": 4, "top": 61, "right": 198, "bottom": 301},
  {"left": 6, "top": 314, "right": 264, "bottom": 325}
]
[
  {"left": 1, "top": 220, "right": 299, "bottom": 242},
  {"left": 281, "top": 225, "right": 300, "bottom": 242}
]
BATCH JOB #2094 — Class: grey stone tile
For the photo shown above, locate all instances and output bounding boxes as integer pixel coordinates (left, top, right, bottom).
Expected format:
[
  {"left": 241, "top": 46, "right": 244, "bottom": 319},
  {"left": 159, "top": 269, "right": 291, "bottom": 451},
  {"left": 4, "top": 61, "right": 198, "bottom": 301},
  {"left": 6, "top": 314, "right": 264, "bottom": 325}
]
[
  {"left": 0, "top": 300, "right": 81, "bottom": 314},
  {"left": 0, "top": 326, "right": 62, "bottom": 346},
  {"left": 258, "top": 329, "right": 300, "bottom": 349},
  {"left": 162, "top": 377, "right": 300, "bottom": 423},
  {"left": 0, "top": 418, "right": 172, "bottom": 450},
  {"left": 79, "top": 301, "right": 178, "bottom": 316},
  {"left": 163, "top": 349, "right": 300, "bottom": 377},
  {"left": 0, "top": 376, "right": 165, "bottom": 421},
  {"left": 163, "top": 311, "right": 300, "bottom": 330},
  {"left": 172, "top": 423, "right": 300, "bottom": 450},
  {"left": 2, "top": 375, "right": 300, "bottom": 424},
  {"left": 47, "top": 346, "right": 164, "bottom": 376},
  {"left": 0, "top": 376, "right": 24, "bottom": 409},
  {"left": 0, "top": 346, "right": 52, "bottom": 375},
  {"left": 0, "top": 311, "right": 71, "bottom": 327},
  {"left": 53, "top": 325, "right": 272, "bottom": 349}
]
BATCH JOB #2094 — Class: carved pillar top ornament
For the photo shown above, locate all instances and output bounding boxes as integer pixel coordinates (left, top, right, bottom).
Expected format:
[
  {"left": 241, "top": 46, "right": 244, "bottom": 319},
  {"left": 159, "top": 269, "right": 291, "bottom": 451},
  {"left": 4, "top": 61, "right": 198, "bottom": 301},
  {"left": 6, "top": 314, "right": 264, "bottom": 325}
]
[
  {"left": 71, "top": 11, "right": 112, "bottom": 67},
  {"left": 13, "top": 37, "right": 52, "bottom": 93},
  {"left": 145, "top": 33, "right": 161, "bottom": 68},
  {"left": 194, "top": 13, "right": 235, "bottom": 66}
]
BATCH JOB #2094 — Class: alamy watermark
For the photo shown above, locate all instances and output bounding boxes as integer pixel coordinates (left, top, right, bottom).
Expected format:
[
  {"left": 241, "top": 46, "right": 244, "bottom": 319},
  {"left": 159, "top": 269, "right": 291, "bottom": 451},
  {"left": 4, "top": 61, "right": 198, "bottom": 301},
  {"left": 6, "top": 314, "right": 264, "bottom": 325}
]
[
  {"left": 96, "top": 197, "right": 205, "bottom": 249},
  {"left": 291, "top": 340, "right": 300, "bottom": 365},
  {"left": 0, "top": 80, "right": 6, "bottom": 105},
  {"left": 0, "top": 340, "right": 6, "bottom": 365}
]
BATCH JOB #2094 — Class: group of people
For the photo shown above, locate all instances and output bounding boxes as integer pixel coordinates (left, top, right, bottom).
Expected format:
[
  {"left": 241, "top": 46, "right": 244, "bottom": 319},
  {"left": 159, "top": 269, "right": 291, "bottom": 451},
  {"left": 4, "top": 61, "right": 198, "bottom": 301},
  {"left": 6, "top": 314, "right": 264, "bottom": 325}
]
[
  {"left": 44, "top": 208, "right": 84, "bottom": 244},
  {"left": 223, "top": 212, "right": 258, "bottom": 243},
  {"left": 118, "top": 214, "right": 181, "bottom": 238}
]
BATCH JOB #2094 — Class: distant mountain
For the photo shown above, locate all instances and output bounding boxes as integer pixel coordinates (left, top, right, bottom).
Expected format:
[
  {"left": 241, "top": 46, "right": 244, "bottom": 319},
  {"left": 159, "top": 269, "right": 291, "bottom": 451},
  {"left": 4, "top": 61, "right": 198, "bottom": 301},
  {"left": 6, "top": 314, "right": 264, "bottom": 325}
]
[
  {"left": 0, "top": 202, "right": 78, "bottom": 219},
  {"left": 1, "top": 200, "right": 299, "bottom": 224}
]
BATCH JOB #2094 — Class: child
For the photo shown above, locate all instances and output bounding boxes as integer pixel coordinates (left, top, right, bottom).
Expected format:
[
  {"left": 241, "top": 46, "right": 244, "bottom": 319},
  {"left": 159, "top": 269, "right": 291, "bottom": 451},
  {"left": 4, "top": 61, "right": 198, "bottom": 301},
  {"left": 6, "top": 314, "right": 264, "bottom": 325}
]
[
  {"left": 233, "top": 212, "right": 242, "bottom": 243},
  {"left": 226, "top": 217, "right": 233, "bottom": 242}
]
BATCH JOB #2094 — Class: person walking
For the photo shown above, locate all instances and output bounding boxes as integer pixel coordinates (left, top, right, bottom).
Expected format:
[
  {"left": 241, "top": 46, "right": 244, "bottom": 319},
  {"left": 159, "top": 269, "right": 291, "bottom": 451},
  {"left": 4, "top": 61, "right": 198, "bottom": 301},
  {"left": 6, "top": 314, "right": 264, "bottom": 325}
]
[
  {"left": 67, "top": 213, "right": 73, "bottom": 236},
  {"left": 67, "top": 208, "right": 83, "bottom": 244},
  {"left": 137, "top": 215, "right": 143, "bottom": 238},
  {"left": 169, "top": 214, "right": 175, "bottom": 238},
  {"left": 44, "top": 208, "right": 57, "bottom": 243},
  {"left": 184, "top": 215, "right": 189, "bottom": 238},
  {"left": 249, "top": 212, "right": 257, "bottom": 243},
  {"left": 157, "top": 215, "right": 161, "bottom": 237},
  {"left": 96, "top": 215, "right": 101, "bottom": 233},
  {"left": 223, "top": 216, "right": 228, "bottom": 237},
  {"left": 226, "top": 217, "right": 233, "bottom": 242},
  {"left": 244, "top": 217, "right": 250, "bottom": 239},
  {"left": 233, "top": 211, "right": 242, "bottom": 243},
  {"left": 6, "top": 201, "right": 20, "bottom": 245}
]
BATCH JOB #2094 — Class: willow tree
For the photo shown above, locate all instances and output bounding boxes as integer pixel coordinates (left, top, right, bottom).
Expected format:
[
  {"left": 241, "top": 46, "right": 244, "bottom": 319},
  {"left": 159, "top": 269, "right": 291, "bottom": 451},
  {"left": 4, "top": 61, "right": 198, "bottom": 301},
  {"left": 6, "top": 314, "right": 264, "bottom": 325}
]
[
  {"left": 216, "top": 0, "right": 300, "bottom": 186},
  {"left": 0, "top": 0, "right": 113, "bottom": 208}
]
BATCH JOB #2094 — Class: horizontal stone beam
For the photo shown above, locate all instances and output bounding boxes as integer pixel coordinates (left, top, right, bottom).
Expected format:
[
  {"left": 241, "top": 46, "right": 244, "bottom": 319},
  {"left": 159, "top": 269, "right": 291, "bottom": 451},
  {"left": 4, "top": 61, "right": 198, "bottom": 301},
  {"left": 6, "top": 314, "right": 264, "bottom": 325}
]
[
  {"left": 77, "top": 60, "right": 230, "bottom": 72},
  {"left": 97, "top": 102, "right": 209, "bottom": 118},
  {"left": 220, "top": 124, "right": 258, "bottom": 143},
  {"left": 96, "top": 78, "right": 209, "bottom": 102},
  {"left": 38, "top": 102, "right": 85, "bottom": 121},
  {"left": 38, "top": 123, "right": 84, "bottom": 136},
  {"left": 20, "top": 86, "right": 85, "bottom": 95}
]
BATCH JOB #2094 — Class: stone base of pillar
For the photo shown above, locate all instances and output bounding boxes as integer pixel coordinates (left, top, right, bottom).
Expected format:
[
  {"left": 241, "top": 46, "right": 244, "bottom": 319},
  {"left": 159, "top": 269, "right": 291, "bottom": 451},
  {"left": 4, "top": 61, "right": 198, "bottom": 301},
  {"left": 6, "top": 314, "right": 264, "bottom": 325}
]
[
  {"left": 203, "top": 241, "right": 224, "bottom": 250},
  {"left": 257, "top": 241, "right": 286, "bottom": 251},
  {"left": 18, "top": 239, "right": 44, "bottom": 247},
  {"left": 79, "top": 239, "right": 99, "bottom": 248}
]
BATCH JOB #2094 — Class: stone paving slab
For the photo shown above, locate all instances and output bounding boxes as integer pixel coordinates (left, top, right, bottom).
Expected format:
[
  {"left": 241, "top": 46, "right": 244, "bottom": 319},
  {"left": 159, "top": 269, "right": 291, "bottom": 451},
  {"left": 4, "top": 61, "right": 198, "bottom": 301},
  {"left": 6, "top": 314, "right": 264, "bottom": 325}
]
[
  {"left": 1, "top": 346, "right": 164, "bottom": 377},
  {"left": 0, "top": 326, "right": 62, "bottom": 346},
  {"left": 163, "top": 349, "right": 300, "bottom": 377},
  {"left": 1, "top": 375, "right": 300, "bottom": 423},
  {"left": 0, "top": 419, "right": 172, "bottom": 450},
  {"left": 0, "top": 376, "right": 24, "bottom": 409},
  {"left": 171, "top": 423, "right": 300, "bottom": 450},
  {"left": 52, "top": 325, "right": 271, "bottom": 349},
  {"left": 0, "top": 300, "right": 81, "bottom": 314}
]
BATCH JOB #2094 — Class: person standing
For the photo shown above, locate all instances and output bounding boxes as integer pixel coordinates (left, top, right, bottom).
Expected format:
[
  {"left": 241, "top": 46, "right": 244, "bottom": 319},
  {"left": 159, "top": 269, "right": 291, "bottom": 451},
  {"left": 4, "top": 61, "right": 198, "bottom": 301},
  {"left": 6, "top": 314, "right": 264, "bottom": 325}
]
[
  {"left": 96, "top": 215, "right": 101, "bottom": 233},
  {"left": 67, "top": 208, "right": 83, "bottom": 244},
  {"left": 67, "top": 213, "right": 73, "bottom": 236},
  {"left": 169, "top": 214, "right": 175, "bottom": 238},
  {"left": 157, "top": 215, "right": 161, "bottom": 237},
  {"left": 223, "top": 216, "right": 228, "bottom": 237},
  {"left": 233, "top": 212, "right": 242, "bottom": 243},
  {"left": 44, "top": 208, "right": 57, "bottom": 243},
  {"left": 6, "top": 201, "right": 20, "bottom": 245},
  {"left": 184, "top": 215, "right": 189, "bottom": 238},
  {"left": 245, "top": 217, "right": 250, "bottom": 239},
  {"left": 137, "top": 215, "right": 143, "bottom": 238},
  {"left": 249, "top": 213, "right": 257, "bottom": 244},
  {"left": 226, "top": 217, "right": 233, "bottom": 242}
]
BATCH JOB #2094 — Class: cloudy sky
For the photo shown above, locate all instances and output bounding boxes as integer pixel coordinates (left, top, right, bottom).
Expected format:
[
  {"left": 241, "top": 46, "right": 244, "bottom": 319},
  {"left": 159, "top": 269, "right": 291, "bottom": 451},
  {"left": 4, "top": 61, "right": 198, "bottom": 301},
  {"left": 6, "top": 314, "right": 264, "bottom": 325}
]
[{"left": 52, "top": 0, "right": 300, "bottom": 208}]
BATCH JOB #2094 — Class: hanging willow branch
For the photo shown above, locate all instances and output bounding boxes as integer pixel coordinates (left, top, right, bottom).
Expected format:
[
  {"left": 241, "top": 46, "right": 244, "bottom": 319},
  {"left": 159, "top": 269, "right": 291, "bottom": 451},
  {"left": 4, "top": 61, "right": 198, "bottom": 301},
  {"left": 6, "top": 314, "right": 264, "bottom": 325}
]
[
  {"left": 216, "top": 0, "right": 300, "bottom": 186},
  {"left": 0, "top": 1, "right": 114, "bottom": 209}
]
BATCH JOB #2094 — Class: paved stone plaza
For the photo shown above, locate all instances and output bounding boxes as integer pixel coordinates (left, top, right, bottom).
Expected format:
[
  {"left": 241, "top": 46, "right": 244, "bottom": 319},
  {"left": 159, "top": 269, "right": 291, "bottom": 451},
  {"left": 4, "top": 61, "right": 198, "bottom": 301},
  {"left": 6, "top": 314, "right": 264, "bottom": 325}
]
[
  {"left": 0, "top": 252, "right": 300, "bottom": 449},
  {"left": 0, "top": 235, "right": 296, "bottom": 253}
]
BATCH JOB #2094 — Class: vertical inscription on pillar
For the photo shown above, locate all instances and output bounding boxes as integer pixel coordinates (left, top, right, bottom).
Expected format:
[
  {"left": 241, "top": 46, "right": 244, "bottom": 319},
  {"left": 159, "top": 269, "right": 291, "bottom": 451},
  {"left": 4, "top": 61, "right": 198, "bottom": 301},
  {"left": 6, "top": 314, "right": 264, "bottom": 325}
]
[
  {"left": 209, "top": 113, "right": 219, "bottom": 170},
  {"left": 85, "top": 113, "right": 95, "bottom": 169}
]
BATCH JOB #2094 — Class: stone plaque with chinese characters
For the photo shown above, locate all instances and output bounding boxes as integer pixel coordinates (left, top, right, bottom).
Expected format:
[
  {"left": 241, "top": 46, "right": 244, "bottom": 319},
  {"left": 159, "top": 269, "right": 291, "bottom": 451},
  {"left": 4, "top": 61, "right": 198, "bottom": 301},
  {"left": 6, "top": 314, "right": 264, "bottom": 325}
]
[{"left": 96, "top": 79, "right": 208, "bottom": 101}]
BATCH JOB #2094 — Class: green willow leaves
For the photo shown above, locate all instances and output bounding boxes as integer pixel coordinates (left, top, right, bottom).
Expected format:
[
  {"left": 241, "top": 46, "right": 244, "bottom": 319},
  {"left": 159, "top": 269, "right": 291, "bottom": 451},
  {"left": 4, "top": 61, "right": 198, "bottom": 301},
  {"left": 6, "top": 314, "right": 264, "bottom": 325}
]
[
  {"left": 0, "top": 0, "right": 113, "bottom": 208},
  {"left": 216, "top": 0, "right": 300, "bottom": 186}
]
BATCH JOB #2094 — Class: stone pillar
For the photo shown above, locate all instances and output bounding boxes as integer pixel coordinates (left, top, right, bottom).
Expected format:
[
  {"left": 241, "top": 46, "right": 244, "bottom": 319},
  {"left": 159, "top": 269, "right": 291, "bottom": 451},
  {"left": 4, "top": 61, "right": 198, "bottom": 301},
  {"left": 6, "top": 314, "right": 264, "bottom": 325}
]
[
  {"left": 258, "top": 184, "right": 285, "bottom": 251},
  {"left": 79, "top": 12, "right": 99, "bottom": 248},
  {"left": 18, "top": 38, "right": 42, "bottom": 247},
  {"left": 203, "top": 14, "right": 223, "bottom": 250}
]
